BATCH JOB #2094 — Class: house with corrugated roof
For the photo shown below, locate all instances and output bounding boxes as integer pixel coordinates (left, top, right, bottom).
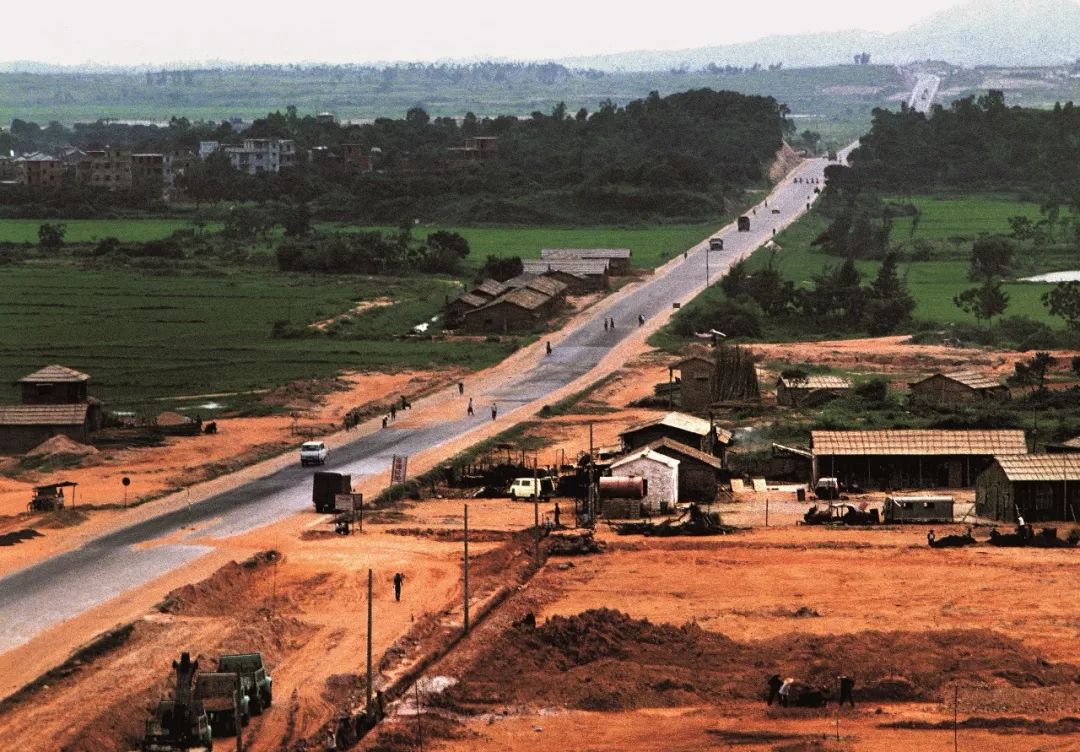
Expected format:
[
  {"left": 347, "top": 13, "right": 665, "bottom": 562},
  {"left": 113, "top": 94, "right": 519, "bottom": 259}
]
[
  {"left": 0, "top": 365, "right": 103, "bottom": 454},
  {"left": 504, "top": 273, "right": 568, "bottom": 301},
  {"left": 541, "top": 248, "right": 632, "bottom": 275},
  {"left": 976, "top": 454, "right": 1080, "bottom": 522},
  {"left": 521, "top": 258, "right": 609, "bottom": 292},
  {"left": 909, "top": 370, "right": 1010, "bottom": 405},
  {"left": 811, "top": 429, "right": 1028, "bottom": 490},
  {"left": 444, "top": 291, "right": 489, "bottom": 327},
  {"left": 620, "top": 411, "right": 733, "bottom": 461},
  {"left": 461, "top": 287, "right": 555, "bottom": 333},
  {"left": 776, "top": 374, "right": 852, "bottom": 406}
]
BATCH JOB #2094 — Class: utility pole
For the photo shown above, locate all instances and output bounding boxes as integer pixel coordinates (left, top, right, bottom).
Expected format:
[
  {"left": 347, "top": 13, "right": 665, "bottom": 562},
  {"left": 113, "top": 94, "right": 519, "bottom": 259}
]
[
  {"left": 463, "top": 504, "right": 470, "bottom": 635},
  {"left": 953, "top": 685, "right": 959, "bottom": 752},
  {"left": 533, "top": 467, "right": 541, "bottom": 567},
  {"left": 366, "top": 568, "right": 373, "bottom": 714}
]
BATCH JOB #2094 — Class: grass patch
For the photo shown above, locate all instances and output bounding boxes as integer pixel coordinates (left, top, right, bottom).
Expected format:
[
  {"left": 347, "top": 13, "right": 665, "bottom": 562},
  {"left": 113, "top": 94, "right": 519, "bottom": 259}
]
[
  {"left": 541, "top": 373, "right": 622, "bottom": 416},
  {"left": 0, "top": 218, "right": 221, "bottom": 244}
]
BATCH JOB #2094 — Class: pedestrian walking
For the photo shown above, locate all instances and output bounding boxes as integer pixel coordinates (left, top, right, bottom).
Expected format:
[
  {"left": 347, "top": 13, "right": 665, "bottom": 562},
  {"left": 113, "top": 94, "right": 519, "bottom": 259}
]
[
  {"left": 638, "top": 314, "right": 645, "bottom": 326},
  {"left": 491, "top": 404, "right": 498, "bottom": 421},
  {"left": 545, "top": 340, "right": 552, "bottom": 355},
  {"left": 683, "top": 250, "right": 688, "bottom": 259},
  {"left": 393, "top": 572, "right": 404, "bottom": 602},
  {"left": 458, "top": 381, "right": 464, "bottom": 395},
  {"left": 389, "top": 404, "right": 397, "bottom": 421},
  {"left": 467, "top": 397, "right": 474, "bottom": 416},
  {"left": 381, "top": 416, "right": 388, "bottom": 429},
  {"left": 554, "top": 502, "right": 561, "bottom": 527},
  {"left": 609, "top": 317, "right": 615, "bottom": 329},
  {"left": 603, "top": 318, "right": 609, "bottom": 331},
  {"left": 927, "top": 529, "right": 936, "bottom": 546}
]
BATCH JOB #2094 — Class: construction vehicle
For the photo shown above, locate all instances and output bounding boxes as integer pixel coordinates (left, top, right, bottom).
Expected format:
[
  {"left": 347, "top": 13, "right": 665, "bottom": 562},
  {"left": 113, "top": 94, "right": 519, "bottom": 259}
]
[
  {"left": 312, "top": 471, "right": 351, "bottom": 513},
  {"left": 194, "top": 672, "right": 249, "bottom": 737},
  {"left": 141, "top": 652, "right": 213, "bottom": 752},
  {"left": 737, "top": 216, "right": 750, "bottom": 231},
  {"left": 217, "top": 653, "right": 272, "bottom": 714},
  {"left": 28, "top": 481, "right": 77, "bottom": 512}
]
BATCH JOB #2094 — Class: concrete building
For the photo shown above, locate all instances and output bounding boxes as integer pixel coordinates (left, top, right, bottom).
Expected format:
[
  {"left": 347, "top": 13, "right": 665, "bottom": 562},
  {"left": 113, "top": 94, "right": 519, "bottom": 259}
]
[
  {"left": 16, "top": 153, "right": 64, "bottom": 187},
  {"left": 449, "top": 136, "right": 500, "bottom": 163},
  {"left": 81, "top": 148, "right": 133, "bottom": 190},
  {"left": 644, "top": 436, "right": 726, "bottom": 501},
  {"left": 909, "top": 371, "right": 1010, "bottom": 406},
  {"left": 541, "top": 248, "right": 632, "bottom": 275},
  {"left": 620, "top": 411, "right": 733, "bottom": 461},
  {"left": 776, "top": 374, "right": 852, "bottom": 406},
  {"left": 611, "top": 448, "right": 679, "bottom": 512},
  {"left": 976, "top": 454, "right": 1080, "bottom": 522},
  {"left": 811, "top": 429, "right": 1028, "bottom": 490},
  {"left": 340, "top": 144, "right": 374, "bottom": 171},
  {"left": 223, "top": 138, "right": 296, "bottom": 174}
]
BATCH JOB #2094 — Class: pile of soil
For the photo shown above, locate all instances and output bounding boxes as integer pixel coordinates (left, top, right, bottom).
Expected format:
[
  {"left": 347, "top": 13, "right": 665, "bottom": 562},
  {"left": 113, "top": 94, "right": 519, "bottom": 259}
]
[
  {"left": 884, "top": 716, "right": 1080, "bottom": 735},
  {"left": 446, "top": 609, "right": 1079, "bottom": 712},
  {"left": 26, "top": 435, "right": 99, "bottom": 458},
  {"left": 155, "top": 411, "right": 192, "bottom": 427},
  {"left": 156, "top": 551, "right": 281, "bottom": 615},
  {"left": 386, "top": 527, "right": 511, "bottom": 543},
  {"left": 545, "top": 532, "right": 605, "bottom": 556}
]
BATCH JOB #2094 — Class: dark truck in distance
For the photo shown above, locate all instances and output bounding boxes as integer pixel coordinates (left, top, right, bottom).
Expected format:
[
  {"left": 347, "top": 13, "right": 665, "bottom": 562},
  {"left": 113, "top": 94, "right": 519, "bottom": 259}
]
[
  {"left": 737, "top": 216, "right": 750, "bottom": 231},
  {"left": 194, "top": 672, "right": 249, "bottom": 737},
  {"left": 312, "top": 471, "right": 351, "bottom": 513},
  {"left": 217, "top": 653, "right": 272, "bottom": 714}
]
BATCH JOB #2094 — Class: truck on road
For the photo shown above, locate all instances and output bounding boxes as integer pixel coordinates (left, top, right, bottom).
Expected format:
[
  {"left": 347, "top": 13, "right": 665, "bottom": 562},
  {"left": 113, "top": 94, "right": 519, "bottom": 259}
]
[
  {"left": 312, "top": 471, "right": 351, "bottom": 513},
  {"left": 737, "top": 216, "right": 750, "bottom": 232}
]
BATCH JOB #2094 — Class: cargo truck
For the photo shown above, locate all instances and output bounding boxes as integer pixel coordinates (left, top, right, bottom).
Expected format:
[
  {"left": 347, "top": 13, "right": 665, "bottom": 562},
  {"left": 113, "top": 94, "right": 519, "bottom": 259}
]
[{"left": 312, "top": 471, "right": 351, "bottom": 513}]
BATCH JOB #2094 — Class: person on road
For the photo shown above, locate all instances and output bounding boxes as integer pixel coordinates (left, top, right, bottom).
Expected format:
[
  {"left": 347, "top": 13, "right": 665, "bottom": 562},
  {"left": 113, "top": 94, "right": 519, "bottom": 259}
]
[
  {"left": 609, "top": 317, "right": 615, "bottom": 329},
  {"left": 603, "top": 318, "right": 608, "bottom": 331},
  {"left": 638, "top": 314, "right": 645, "bottom": 327},
  {"left": 393, "top": 572, "right": 404, "bottom": 602},
  {"left": 546, "top": 341, "right": 552, "bottom": 355},
  {"left": 467, "top": 397, "right": 474, "bottom": 416},
  {"left": 381, "top": 416, "right": 388, "bottom": 429},
  {"left": 554, "top": 502, "right": 561, "bottom": 527},
  {"left": 491, "top": 404, "right": 498, "bottom": 421}
]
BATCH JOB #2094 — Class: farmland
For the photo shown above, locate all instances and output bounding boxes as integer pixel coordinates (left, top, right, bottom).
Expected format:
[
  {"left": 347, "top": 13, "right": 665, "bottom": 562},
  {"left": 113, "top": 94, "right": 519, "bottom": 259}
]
[
  {"left": 0, "top": 266, "right": 513, "bottom": 412},
  {"left": 0, "top": 218, "right": 221, "bottom": 244},
  {"left": 745, "top": 194, "right": 1060, "bottom": 327}
]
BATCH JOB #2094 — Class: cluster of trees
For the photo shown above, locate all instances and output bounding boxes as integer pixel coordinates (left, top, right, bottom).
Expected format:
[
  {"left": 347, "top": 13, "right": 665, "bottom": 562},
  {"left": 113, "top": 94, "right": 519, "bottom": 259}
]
[
  {"left": 848, "top": 90, "right": 1080, "bottom": 191},
  {"left": 276, "top": 228, "right": 471, "bottom": 275},
  {"left": 675, "top": 251, "right": 915, "bottom": 338},
  {"left": 4, "top": 88, "right": 789, "bottom": 224}
]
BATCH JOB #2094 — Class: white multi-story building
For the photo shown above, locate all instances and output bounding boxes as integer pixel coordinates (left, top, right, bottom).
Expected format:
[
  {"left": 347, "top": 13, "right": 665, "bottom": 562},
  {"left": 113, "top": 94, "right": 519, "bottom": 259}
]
[{"left": 224, "top": 138, "right": 296, "bottom": 174}]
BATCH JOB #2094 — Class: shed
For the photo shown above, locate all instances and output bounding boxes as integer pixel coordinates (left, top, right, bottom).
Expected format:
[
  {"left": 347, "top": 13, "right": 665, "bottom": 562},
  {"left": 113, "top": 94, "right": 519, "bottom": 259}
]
[
  {"left": 19, "top": 364, "right": 90, "bottom": 404},
  {"left": 976, "top": 454, "right": 1080, "bottom": 522},
  {"left": 776, "top": 374, "right": 852, "bottom": 406},
  {"left": 644, "top": 437, "right": 726, "bottom": 501},
  {"left": 0, "top": 404, "right": 95, "bottom": 454},
  {"left": 444, "top": 292, "right": 488, "bottom": 327},
  {"left": 541, "top": 248, "right": 632, "bottom": 275},
  {"left": 811, "top": 429, "right": 1028, "bottom": 490},
  {"left": 671, "top": 354, "right": 715, "bottom": 413},
  {"left": 620, "top": 411, "right": 732, "bottom": 461},
  {"left": 461, "top": 288, "right": 553, "bottom": 333},
  {"left": 521, "top": 259, "right": 609, "bottom": 292},
  {"left": 610, "top": 449, "right": 679, "bottom": 512},
  {"left": 909, "top": 371, "right": 1010, "bottom": 405},
  {"left": 884, "top": 495, "right": 955, "bottom": 524}
]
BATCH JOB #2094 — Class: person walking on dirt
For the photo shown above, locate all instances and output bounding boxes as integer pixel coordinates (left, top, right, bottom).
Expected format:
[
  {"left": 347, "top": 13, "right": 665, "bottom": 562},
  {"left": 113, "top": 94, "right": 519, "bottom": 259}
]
[
  {"left": 389, "top": 404, "right": 396, "bottom": 421},
  {"left": 554, "top": 502, "right": 561, "bottom": 527},
  {"left": 381, "top": 416, "right": 388, "bottom": 429},
  {"left": 546, "top": 341, "right": 552, "bottom": 355},
  {"left": 467, "top": 397, "right": 474, "bottom": 416},
  {"left": 458, "top": 381, "right": 464, "bottom": 395},
  {"left": 927, "top": 530, "right": 936, "bottom": 546},
  {"left": 393, "top": 572, "right": 404, "bottom": 602},
  {"left": 491, "top": 404, "right": 498, "bottom": 421},
  {"left": 766, "top": 674, "right": 783, "bottom": 705}
]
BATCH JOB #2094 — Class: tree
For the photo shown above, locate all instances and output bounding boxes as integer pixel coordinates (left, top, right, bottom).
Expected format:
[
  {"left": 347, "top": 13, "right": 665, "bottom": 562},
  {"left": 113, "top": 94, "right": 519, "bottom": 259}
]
[
  {"left": 854, "top": 378, "right": 889, "bottom": 403},
  {"left": 281, "top": 202, "right": 312, "bottom": 238},
  {"left": 37, "top": 223, "right": 66, "bottom": 251},
  {"left": 968, "top": 235, "right": 1014, "bottom": 281},
  {"left": 1071, "top": 355, "right": 1080, "bottom": 377},
  {"left": 719, "top": 258, "right": 750, "bottom": 299},
  {"left": 864, "top": 253, "right": 915, "bottom": 335},
  {"left": 1009, "top": 351, "right": 1057, "bottom": 392},
  {"left": 477, "top": 255, "right": 522, "bottom": 282},
  {"left": 953, "top": 279, "right": 1008, "bottom": 325},
  {"left": 1042, "top": 281, "right": 1080, "bottom": 330}
]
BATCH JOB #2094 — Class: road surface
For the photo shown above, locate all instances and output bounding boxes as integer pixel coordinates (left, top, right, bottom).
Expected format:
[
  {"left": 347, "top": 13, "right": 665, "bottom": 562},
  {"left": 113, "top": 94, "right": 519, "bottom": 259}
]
[
  {"left": 908, "top": 73, "right": 941, "bottom": 113},
  {"left": 0, "top": 154, "right": 846, "bottom": 655}
]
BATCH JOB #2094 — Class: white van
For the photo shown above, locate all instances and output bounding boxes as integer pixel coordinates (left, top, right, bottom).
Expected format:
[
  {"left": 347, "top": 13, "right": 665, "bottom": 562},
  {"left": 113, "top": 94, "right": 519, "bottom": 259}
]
[
  {"left": 507, "top": 477, "right": 554, "bottom": 500},
  {"left": 300, "top": 441, "right": 328, "bottom": 466}
]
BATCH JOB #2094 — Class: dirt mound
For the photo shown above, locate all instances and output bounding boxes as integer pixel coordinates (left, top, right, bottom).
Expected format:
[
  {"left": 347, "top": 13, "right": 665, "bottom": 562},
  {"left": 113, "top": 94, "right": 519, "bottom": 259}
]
[
  {"left": 446, "top": 609, "right": 1079, "bottom": 712},
  {"left": 545, "top": 532, "right": 605, "bottom": 556},
  {"left": 155, "top": 411, "right": 192, "bottom": 426},
  {"left": 885, "top": 716, "right": 1080, "bottom": 735},
  {"left": 35, "top": 507, "right": 89, "bottom": 529},
  {"left": 156, "top": 551, "right": 280, "bottom": 615},
  {"left": 386, "top": 527, "right": 511, "bottom": 543},
  {"left": 26, "top": 435, "right": 99, "bottom": 458}
]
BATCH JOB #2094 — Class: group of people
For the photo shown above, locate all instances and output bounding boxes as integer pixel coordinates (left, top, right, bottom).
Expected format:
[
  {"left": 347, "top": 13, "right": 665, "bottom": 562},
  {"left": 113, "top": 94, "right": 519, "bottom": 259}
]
[
  {"left": 794, "top": 176, "right": 820, "bottom": 184},
  {"left": 766, "top": 674, "right": 855, "bottom": 707}
]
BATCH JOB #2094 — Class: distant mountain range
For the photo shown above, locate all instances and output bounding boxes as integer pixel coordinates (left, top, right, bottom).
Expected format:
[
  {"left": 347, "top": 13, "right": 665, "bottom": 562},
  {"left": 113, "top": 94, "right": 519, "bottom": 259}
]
[
  {"left": 558, "top": 0, "right": 1080, "bottom": 70},
  {"left": 2, "top": 0, "right": 1079, "bottom": 73}
]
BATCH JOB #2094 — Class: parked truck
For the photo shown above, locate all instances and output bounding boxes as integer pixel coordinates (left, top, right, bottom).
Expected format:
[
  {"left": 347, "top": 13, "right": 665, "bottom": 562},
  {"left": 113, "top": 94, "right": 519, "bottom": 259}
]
[
  {"left": 194, "top": 672, "right": 249, "bottom": 737},
  {"left": 217, "top": 653, "right": 272, "bottom": 715},
  {"left": 312, "top": 471, "right": 351, "bottom": 514},
  {"left": 141, "top": 653, "right": 213, "bottom": 752}
]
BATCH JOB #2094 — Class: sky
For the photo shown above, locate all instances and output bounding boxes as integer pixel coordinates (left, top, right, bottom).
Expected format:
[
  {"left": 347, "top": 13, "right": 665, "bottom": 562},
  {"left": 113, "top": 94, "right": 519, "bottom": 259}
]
[{"left": 4, "top": 0, "right": 982, "bottom": 65}]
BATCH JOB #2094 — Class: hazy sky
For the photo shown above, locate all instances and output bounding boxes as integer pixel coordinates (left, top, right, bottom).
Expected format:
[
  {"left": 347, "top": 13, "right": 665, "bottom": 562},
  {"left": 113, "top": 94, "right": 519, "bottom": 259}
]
[{"left": 12, "top": 0, "right": 973, "bottom": 65}]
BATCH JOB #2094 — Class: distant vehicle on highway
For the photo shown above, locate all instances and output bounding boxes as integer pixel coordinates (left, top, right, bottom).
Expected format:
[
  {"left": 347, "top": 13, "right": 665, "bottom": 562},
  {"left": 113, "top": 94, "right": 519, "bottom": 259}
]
[
  {"left": 771, "top": 208, "right": 780, "bottom": 214},
  {"left": 300, "top": 441, "right": 328, "bottom": 466},
  {"left": 737, "top": 216, "right": 750, "bottom": 232},
  {"left": 709, "top": 238, "right": 724, "bottom": 251}
]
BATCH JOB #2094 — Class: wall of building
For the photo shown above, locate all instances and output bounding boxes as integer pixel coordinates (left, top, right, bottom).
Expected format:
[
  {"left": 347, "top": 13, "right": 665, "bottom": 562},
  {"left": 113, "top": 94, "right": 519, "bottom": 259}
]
[
  {"left": 817, "top": 454, "right": 994, "bottom": 489},
  {"left": 910, "top": 376, "right": 1008, "bottom": 405},
  {"left": 679, "top": 361, "right": 712, "bottom": 413},
  {"left": 0, "top": 424, "right": 88, "bottom": 455},
  {"left": 611, "top": 456, "right": 677, "bottom": 512}
]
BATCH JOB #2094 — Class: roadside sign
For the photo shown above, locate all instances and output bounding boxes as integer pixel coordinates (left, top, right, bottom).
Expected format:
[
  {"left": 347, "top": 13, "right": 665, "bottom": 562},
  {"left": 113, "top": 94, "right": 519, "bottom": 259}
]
[
  {"left": 391, "top": 455, "right": 409, "bottom": 484},
  {"left": 335, "top": 493, "right": 362, "bottom": 513}
]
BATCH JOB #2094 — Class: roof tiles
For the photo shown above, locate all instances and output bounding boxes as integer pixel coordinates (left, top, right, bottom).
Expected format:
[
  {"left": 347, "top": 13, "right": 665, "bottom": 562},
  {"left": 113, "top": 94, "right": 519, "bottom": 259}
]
[
  {"left": 812, "top": 429, "right": 1027, "bottom": 457},
  {"left": 996, "top": 454, "right": 1080, "bottom": 482}
]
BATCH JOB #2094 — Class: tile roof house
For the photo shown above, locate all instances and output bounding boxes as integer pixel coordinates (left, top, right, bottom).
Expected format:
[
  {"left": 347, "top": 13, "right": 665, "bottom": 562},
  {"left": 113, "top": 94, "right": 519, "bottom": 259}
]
[
  {"left": 977, "top": 454, "right": 1080, "bottom": 522},
  {"left": 776, "top": 374, "right": 852, "bottom": 406},
  {"left": 909, "top": 371, "right": 1010, "bottom": 405}
]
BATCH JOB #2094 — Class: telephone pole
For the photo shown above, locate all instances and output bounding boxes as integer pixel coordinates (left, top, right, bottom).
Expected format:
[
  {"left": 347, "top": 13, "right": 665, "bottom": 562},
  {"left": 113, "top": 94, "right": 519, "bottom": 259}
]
[
  {"left": 463, "top": 504, "right": 470, "bottom": 634},
  {"left": 366, "top": 568, "right": 373, "bottom": 713}
]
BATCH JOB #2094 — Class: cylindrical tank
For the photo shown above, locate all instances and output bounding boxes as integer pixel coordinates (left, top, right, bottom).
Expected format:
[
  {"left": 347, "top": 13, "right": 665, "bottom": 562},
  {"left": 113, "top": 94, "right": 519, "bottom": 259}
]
[{"left": 599, "top": 476, "right": 647, "bottom": 499}]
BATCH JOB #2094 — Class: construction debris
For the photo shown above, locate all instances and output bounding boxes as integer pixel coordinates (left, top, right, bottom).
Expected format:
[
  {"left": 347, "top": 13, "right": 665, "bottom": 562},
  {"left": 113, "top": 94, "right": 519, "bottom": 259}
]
[
  {"left": 545, "top": 532, "right": 605, "bottom": 556},
  {"left": 611, "top": 504, "right": 735, "bottom": 536}
]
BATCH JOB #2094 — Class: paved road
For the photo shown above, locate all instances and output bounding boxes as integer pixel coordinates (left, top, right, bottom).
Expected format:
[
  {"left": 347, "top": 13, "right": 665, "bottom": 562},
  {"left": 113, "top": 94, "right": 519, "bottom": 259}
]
[
  {"left": 0, "top": 155, "right": 842, "bottom": 654},
  {"left": 908, "top": 73, "right": 941, "bottom": 113}
]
